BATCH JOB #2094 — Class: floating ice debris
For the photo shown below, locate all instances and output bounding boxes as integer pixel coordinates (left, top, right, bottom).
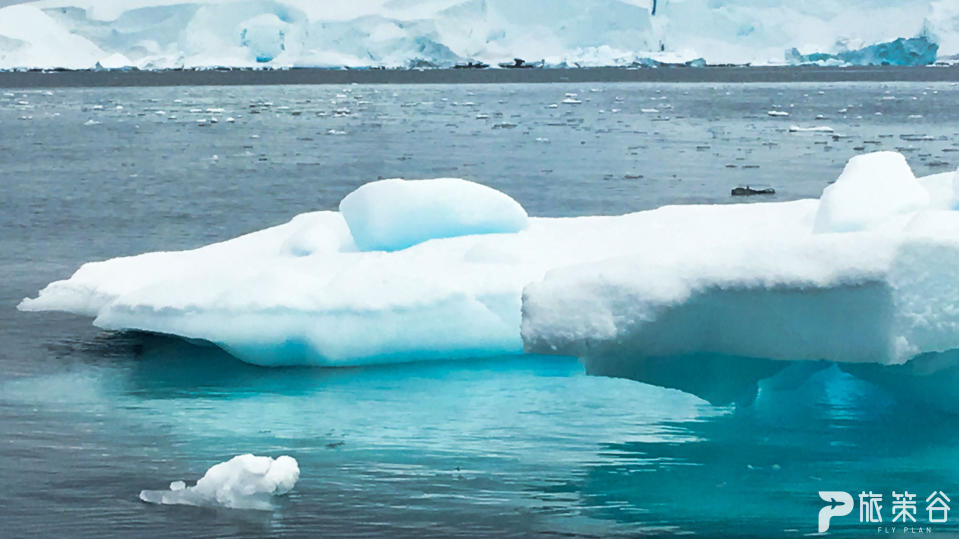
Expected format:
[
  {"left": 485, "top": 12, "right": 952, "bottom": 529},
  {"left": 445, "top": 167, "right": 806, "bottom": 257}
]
[
  {"left": 154, "top": 111, "right": 165, "bottom": 116},
  {"left": 547, "top": 104, "right": 559, "bottom": 109},
  {"left": 226, "top": 117, "right": 236, "bottom": 123},
  {"left": 767, "top": 110, "right": 790, "bottom": 117},
  {"left": 139, "top": 454, "right": 299, "bottom": 511},
  {"left": 206, "top": 108, "right": 224, "bottom": 113},
  {"left": 561, "top": 97, "right": 582, "bottom": 105},
  {"left": 326, "top": 129, "right": 346, "bottom": 135},
  {"left": 82, "top": 119, "right": 100, "bottom": 126},
  {"left": 788, "top": 125, "right": 834, "bottom": 133},
  {"left": 641, "top": 108, "right": 659, "bottom": 113},
  {"left": 908, "top": 114, "right": 924, "bottom": 119},
  {"left": 475, "top": 113, "right": 489, "bottom": 119},
  {"left": 535, "top": 137, "right": 550, "bottom": 143}
]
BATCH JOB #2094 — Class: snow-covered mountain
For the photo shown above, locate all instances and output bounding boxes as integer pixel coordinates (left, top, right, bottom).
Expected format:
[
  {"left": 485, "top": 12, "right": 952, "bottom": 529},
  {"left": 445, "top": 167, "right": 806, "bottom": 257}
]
[{"left": 0, "top": 0, "right": 956, "bottom": 70}]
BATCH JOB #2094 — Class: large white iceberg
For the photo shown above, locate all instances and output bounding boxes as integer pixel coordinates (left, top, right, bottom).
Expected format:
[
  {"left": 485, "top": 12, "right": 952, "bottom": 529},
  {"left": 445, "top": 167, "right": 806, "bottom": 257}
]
[
  {"left": 139, "top": 454, "right": 299, "bottom": 510},
  {"left": 0, "top": 0, "right": 957, "bottom": 69},
  {"left": 19, "top": 155, "right": 959, "bottom": 378}
]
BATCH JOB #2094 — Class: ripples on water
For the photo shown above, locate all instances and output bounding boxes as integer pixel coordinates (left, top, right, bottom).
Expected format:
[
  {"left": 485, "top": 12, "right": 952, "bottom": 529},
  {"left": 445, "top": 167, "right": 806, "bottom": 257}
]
[{"left": 3, "top": 81, "right": 959, "bottom": 536}]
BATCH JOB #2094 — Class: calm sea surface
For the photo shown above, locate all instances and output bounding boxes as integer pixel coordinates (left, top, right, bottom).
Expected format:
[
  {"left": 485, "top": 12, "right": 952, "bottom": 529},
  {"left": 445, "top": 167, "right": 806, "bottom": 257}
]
[{"left": 3, "top": 81, "right": 959, "bottom": 536}]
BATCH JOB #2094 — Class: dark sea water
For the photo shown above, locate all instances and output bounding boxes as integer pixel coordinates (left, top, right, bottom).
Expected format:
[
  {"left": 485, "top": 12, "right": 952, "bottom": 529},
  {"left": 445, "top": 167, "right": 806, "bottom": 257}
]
[{"left": 3, "top": 81, "right": 959, "bottom": 537}]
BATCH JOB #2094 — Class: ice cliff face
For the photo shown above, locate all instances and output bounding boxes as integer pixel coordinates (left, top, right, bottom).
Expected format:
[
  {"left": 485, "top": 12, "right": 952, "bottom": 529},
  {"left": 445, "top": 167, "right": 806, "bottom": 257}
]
[{"left": 0, "top": 0, "right": 956, "bottom": 69}]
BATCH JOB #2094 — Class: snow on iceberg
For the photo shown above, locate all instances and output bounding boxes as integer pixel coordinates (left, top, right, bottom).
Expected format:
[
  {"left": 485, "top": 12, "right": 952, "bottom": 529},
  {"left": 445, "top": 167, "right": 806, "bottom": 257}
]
[
  {"left": 2, "top": 0, "right": 956, "bottom": 69},
  {"left": 339, "top": 178, "right": 528, "bottom": 252},
  {"left": 139, "top": 454, "right": 299, "bottom": 510},
  {"left": 813, "top": 151, "right": 930, "bottom": 233}
]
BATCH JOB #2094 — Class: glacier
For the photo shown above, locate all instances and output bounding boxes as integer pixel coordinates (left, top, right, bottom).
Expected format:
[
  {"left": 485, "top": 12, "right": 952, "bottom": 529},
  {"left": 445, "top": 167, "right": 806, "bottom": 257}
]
[
  {"left": 785, "top": 36, "right": 940, "bottom": 67},
  {"left": 0, "top": 0, "right": 957, "bottom": 69},
  {"left": 139, "top": 454, "right": 299, "bottom": 510}
]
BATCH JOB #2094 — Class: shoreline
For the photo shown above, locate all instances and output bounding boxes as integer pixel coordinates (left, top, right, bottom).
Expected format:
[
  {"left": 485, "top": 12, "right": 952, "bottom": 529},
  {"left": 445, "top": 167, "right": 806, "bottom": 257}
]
[{"left": 1, "top": 65, "right": 958, "bottom": 88}]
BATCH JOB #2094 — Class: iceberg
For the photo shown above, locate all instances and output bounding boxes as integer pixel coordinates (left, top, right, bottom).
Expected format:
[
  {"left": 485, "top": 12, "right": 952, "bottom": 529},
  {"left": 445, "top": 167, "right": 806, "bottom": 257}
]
[
  {"left": 19, "top": 152, "right": 959, "bottom": 378},
  {"left": 139, "top": 454, "right": 299, "bottom": 510},
  {"left": 0, "top": 0, "right": 956, "bottom": 69}
]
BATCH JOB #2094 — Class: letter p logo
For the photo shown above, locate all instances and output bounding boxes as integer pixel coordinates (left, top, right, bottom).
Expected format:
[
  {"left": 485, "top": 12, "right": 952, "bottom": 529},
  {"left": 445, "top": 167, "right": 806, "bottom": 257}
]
[{"left": 818, "top": 491, "right": 853, "bottom": 533}]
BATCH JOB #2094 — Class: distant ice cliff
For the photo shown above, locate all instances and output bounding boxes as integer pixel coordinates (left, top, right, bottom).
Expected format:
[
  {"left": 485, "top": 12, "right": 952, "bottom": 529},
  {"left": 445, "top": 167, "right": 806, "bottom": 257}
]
[{"left": 0, "top": 0, "right": 957, "bottom": 69}]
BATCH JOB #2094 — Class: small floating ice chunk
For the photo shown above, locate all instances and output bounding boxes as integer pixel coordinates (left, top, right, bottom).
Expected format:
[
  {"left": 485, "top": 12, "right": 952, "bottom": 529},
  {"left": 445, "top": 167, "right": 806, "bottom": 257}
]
[
  {"left": 83, "top": 119, "right": 100, "bottom": 126},
  {"left": 767, "top": 110, "right": 789, "bottom": 117},
  {"left": 814, "top": 151, "right": 929, "bottom": 233},
  {"left": 641, "top": 108, "right": 659, "bottom": 113},
  {"left": 561, "top": 97, "right": 582, "bottom": 105},
  {"left": 339, "top": 178, "right": 528, "bottom": 252},
  {"left": 788, "top": 125, "right": 834, "bottom": 133},
  {"left": 139, "top": 454, "right": 299, "bottom": 511}
]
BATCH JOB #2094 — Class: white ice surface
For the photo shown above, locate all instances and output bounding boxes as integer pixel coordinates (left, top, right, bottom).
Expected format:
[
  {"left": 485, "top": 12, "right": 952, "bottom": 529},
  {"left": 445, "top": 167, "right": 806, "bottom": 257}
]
[
  {"left": 19, "top": 153, "right": 959, "bottom": 369},
  {"left": 139, "top": 454, "right": 299, "bottom": 510},
  {"left": 0, "top": 5, "right": 124, "bottom": 69},
  {"left": 813, "top": 151, "right": 931, "bottom": 233},
  {"left": 0, "top": 0, "right": 956, "bottom": 69},
  {"left": 339, "top": 178, "right": 528, "bottom": 251}
]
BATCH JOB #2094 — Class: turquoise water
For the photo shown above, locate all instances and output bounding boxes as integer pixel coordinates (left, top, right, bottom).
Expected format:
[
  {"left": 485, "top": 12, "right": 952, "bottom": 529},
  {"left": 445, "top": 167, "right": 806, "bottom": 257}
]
[
  {"left": 4, "top": 82, "right": 959, "bottom": 536},
  {"left": 4, "top": 334, "right": 958, "bottom": 536}
]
